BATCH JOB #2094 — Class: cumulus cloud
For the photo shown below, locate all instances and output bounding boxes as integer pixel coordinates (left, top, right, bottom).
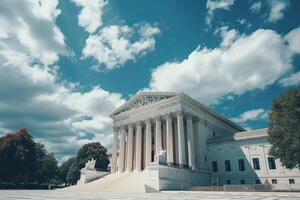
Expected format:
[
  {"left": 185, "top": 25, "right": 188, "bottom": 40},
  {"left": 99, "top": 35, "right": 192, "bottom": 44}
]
[
  {"left": 206, "top": 0, "right": 235, "bottom": 25},
  {"left": 285, "top": 27, "right": 300, "bottom": 54},
  {"left": 214, "top": 26, "right": 239, "bottom": 47},
  {"left": 82, "top": 23, "right": 160, "bottom": 70},
  {"left": 0, "top": 61, "right": 124, "bottom": 161},
  {"left": 71, "top": 0, "right": 107, "bottom": 33},
  {"left": 231, "top": 108, "right": 268, "bottom": 124},
  {"left": 250, "top": 1, "right": 262, "bottom": 13},
  {"left": 149, "top": 27, "right": 300, "bottom": 105},
  {"left": 0, "top": 0, "right": 125, "bottom": 161},
  {"left": 279, "top": 71, "right": 300, "bottom": 87},
  {"left": 268, "top": 0, "right": 289, "bottom": 23},
  {"left": 0, "top": 0, "right": 68, "bottom": 65},
  {"left": 71, "top": 0, "right": 160, "bottom": 70}
]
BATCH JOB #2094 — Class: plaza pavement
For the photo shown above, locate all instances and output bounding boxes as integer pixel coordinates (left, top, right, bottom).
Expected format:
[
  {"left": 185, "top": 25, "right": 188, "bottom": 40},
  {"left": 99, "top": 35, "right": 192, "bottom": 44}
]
[{"left": 0, "top": 190, "right": 300, "bottom": 200}]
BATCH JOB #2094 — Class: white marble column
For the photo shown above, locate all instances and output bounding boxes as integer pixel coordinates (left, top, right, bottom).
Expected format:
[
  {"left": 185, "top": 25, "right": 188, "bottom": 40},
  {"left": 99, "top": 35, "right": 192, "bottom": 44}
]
[
  {"left": 135, "top": 122, "right": 142, "bottom": 171},
  {"left": 155, "top": 117, "right": 162, "bottom": 154},
  {"left": 145, "top": 119, "right": 152, "bottom": 166},
  {"left": 118, "top": 127, "right": 126, "bottom": 172},
  {"left": 126, "top": 124, "right": 133, "bottom": 172},
  {"left": 187, "top": 114, "right": 195, "bottom": 169},
  {"left": 166, "top": 114, "right": 174, "bottom": 164},
  {"left": 177, "top": 111, "right": 186, "bottom": 167},
  {"left": 111, "top": 127, "right": 118, "bottom": 173}
]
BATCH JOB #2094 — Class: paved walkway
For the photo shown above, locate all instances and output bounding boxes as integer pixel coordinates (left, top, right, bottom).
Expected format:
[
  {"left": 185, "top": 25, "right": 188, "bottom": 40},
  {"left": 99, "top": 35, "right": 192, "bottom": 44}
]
[{"left": 0, "top": 190, "right": 300, "bottom": 200}]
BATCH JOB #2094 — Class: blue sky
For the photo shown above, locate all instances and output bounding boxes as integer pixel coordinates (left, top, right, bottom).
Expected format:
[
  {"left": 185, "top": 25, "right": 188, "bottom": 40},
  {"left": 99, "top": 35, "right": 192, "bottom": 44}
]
[{"left": 0, "top": 0, "right": 299, "bottom": 161}]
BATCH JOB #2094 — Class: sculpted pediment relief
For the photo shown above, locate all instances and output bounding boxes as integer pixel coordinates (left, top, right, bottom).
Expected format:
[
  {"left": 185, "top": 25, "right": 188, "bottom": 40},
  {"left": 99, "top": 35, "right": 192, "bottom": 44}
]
[{"left": 111, "top": 92, "right": 177, "bottom": 116}]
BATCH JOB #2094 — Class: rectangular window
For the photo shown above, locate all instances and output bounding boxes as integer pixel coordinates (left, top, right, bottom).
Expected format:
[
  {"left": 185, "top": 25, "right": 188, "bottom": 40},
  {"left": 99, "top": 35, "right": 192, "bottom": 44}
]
[
  {"left": 225, "top": 160, "right": 231, "bottom": 172},
  {"left": 238, "top": 159, "right": 245, "bottom": 171},
  {"left": 268, "top": 157, "right": 276, "bottom": 169},
  {"left": 272, "top": 179, "right": 277, "bottom": 184},
  {"left": 255, "top": 179, "right": 261, "bottom": 184},
  {"left": 289, "top": 179, "right": 295, "bottom": 184},
  {"left": 226, "top": 180, "right": 231, "bottom": 185},
  {"left": 252, "top": 158, "right": 260, "bottom": 170},
  {"left": 240, "top": 179, "right": 245, "bottom": 184},
  {"left": 212, "top": 161, "right": 218, "bottom": 172}
]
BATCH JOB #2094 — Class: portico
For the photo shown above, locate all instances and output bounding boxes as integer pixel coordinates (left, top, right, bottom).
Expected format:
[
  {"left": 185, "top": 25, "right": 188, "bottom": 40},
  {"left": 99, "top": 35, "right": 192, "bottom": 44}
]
[{"left": 110, "top": 92, "right": 243, "bottom": 173}]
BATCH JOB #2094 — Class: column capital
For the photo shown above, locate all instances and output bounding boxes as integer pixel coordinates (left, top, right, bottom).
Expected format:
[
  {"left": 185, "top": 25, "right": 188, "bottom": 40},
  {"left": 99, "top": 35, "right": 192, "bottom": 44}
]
[
  {"left": 136, "top": 121, "right": 143, "bottom": 127},
  {"left": 186, "top": 113, "right": 193, "bottom": 120},
  {"left": 155, "top": 116, "right": 162, "bottom": 122},
  {"left": 127, "top": 123, "right": 134, "bottom": 129},
  {"left": 165, "top": 113, "right": 172, "bottom": 120},
  {"left": 120, "top": 126, "right": 126, "bottom": 131},
  {"left": 193, "top": 116, "right": 200, "bottom": 122},
  {"left": 145, "top": 118, "right": 152, "bottom": 124},
  {"left": 176, "top": 110, "right": 184, "bottom": 117},
  {"left": 113, "top": 126, "right": 119, "bottom": 132}
]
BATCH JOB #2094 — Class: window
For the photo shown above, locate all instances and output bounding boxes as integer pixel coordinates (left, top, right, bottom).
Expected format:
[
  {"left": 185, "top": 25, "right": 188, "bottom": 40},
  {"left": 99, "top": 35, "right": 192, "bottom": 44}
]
[
  {"left": 252, "top": 158, "right": 260, "bottom": 170},
  {"left": 240, "top": 179, "right": 245, "bottom": 184},
  {"left": 271, "top": 179, "right": 277, "bottom": 184},
  {"left": 205, "top": 155, "right": 207, "bottom": 162},
  {"left": 238, "top": 159, "right": 245, "bottom": 171},
  {"left": 212, "top": 161, "right": 218, "bottom": 172},
  {"left": 289, "top": 179, "right": 295, "bottom": 184},
  {"left": 213, "top": 131, "right": 216, "bottom": 136},
  {"left": 225, "top": 160, "right": 231, "bottom": 172},
  {"left": 255, "top": 179, "right": 261, "bottom": 184},
  {"left": 226, "top": 180, "right": 231, "bottom": 185},
  {"left": 268, "top": 157, "right": 276, "bottom": 169}
]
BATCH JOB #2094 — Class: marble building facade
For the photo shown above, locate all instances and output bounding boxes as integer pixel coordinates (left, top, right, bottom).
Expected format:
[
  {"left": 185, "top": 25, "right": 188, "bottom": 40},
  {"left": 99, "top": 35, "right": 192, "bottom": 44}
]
[{"left": 109, "top": 92, "right": 300, "bottom": 190}]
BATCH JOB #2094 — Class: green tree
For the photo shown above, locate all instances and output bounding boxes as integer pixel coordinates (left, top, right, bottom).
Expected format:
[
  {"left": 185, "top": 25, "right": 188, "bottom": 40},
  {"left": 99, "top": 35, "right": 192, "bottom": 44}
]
[
  {"left": 63, "top": 142, "right": 109, "bottom": 185},
  {"left": 66, "top": 163, "right": 80, "bottom": 185},
  {"left": 34, "top": 143, "right": 58, "bottom": 185},
  {"left": 0, "top": 128, "right": 36, "bottom": 183},
  {"left": 59, "top": 157, "right": 76, "bottom": 186},
  {"left": 76, "top": 142, "right": 109, "bottom": 170},
  {"left": 268, "top": 86, "right": 300, "bottom": 168}
]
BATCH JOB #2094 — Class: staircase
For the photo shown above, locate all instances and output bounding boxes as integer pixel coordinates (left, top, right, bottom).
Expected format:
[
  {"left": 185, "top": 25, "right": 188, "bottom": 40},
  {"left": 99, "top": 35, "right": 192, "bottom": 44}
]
[{"left": 63, "top": 172, "right": 147, "bottom": 193}]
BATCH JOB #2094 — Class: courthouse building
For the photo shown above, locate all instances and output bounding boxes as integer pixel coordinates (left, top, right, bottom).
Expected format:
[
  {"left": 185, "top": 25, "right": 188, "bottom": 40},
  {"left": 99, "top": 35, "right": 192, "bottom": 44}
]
[{"left": 109, "top": 92, "right": 300, "bottom": 191}]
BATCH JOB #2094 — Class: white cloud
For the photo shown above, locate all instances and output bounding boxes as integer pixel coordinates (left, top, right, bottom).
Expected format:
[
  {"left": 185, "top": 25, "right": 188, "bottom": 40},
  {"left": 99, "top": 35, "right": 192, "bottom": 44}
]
[
  {"left": 231, "top": 108, "right": 268, "bottom": 124},
  {"left": 71, "top": 0, "right": 107, "bottom": 33},
  {"left": 0, "top": 0, "right": 68, "bottom": 66},
  {"left": 82, "top": 23, "right": 160, "bottom": 70},
  {"left": 268, "top": 0, "right": 289, "bottom": 23},
  {"left": 0, "top": 61, "right": 124, "bottom": 161},
  {"left": 250, "top": 1, "right": 262, "bottom": 13},
  {"left": 149, "top": 27, "right": 300, "bottom": 105},
  {"left": 215, "top": 26, "right": 239, "bottom": 47},
  {"left": 279, "top": 71, "right": 300, "bottom": 87},
  {"left": 285, "top": 27, "right": 300, "bottom": 54},
  {"left": 206, "top": 0, "right": 235, "bottom": 25},
  {"left": 0, "top": 0, "right": 125, "bottom": 161}
]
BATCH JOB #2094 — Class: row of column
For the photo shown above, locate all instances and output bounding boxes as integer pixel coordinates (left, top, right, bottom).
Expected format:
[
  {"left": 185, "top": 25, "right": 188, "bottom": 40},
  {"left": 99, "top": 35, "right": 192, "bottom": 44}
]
[{"left": 111, "top": 111, "right": 197, "bottom": 173}]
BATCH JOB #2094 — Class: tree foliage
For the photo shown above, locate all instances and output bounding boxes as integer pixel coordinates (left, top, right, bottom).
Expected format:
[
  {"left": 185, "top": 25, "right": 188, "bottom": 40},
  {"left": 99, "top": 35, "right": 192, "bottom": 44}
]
[
  {"left": 76, "top": 142, "right": 109, "bottom": 170},
  {"left": 34, "top": 143, "right": 58, "bottom": 184},
  {"left": 59, "top": 157, "right": 76, "bottom": 186},
  {"left": 0, "top": 128, "right": 36, "bottom": 183},
  {"left": 59, "top": 142, "right": 109, "bottom": 185},
  {"left": 268, "top": 86, "right": 300, "bottom": 168},
  {"left": 0, "top": 129, "right": 58, "bottom": 184}
]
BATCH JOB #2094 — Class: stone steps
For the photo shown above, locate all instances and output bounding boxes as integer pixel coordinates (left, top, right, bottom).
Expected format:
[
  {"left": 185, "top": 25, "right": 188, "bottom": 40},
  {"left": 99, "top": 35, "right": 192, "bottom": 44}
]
[{"left": 62, "top": 172, "right": 147, "bottom": 193}]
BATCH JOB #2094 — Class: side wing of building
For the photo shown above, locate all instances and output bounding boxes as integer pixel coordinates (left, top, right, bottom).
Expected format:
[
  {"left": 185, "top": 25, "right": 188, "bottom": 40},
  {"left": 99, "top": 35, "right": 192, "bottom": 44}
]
[{"left": 207, "top": 128, "right": 300, "bottom": 188}]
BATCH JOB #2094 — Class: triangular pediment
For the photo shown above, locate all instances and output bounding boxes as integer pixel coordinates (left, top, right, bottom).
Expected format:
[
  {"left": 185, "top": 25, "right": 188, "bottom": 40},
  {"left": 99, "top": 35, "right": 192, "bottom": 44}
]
[{"left": 111, "top": 92, "right": 178, "bottom": 116}]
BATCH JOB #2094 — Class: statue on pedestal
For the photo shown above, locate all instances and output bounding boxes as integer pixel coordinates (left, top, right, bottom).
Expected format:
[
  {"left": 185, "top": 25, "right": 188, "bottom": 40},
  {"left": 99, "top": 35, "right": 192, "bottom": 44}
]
[
  {"left": 83, "top": 158, "right": 96, "bottom": 171},
  {"left": 154, "top": 148, "right": 167, "bottom": 165}
]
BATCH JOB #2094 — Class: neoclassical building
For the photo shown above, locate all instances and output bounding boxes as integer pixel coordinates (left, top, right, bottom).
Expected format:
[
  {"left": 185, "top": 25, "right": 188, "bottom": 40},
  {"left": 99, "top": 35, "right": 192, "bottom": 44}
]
[{"left": 109, "top": 92, "right": 300, "bottom": 191}]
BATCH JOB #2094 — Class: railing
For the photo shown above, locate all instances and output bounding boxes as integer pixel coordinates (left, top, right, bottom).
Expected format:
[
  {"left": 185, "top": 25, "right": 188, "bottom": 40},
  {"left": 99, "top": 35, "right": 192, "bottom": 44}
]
[{"left": 191, "top": 184, "right": 300, "bottom": 192}]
